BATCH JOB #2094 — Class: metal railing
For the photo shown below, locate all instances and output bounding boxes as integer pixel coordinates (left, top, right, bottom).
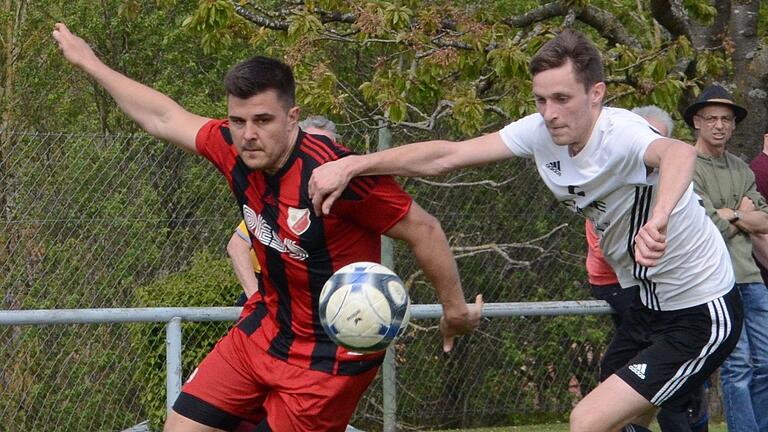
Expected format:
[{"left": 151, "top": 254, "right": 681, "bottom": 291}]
[{"left": 0, "top": 301, "right": 611, "bottom": 431}]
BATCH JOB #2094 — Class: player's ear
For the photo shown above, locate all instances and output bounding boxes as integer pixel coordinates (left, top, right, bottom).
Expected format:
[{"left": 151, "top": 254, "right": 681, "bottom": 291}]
[
  {"left": 590, "top": 82, "right": 606, "bottom": 105},
  {"left": 288, "top": 106, "right": 300, "bottom": 125}
]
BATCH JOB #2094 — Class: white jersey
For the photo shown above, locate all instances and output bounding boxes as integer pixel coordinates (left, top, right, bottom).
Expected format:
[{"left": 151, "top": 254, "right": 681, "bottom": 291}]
[{"left": 499, "top": 107, "right": 734, "bottom": 310}]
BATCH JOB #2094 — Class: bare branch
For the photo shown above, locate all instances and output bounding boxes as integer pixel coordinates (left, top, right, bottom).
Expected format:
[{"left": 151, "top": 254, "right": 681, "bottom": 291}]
[
  {"left": 578, "top": 5, "right": 641, "bottom": 48},
  {"left": 502, "top": 3, "right": 640, "bottom": 48},
  {"left": 413, "top": 177, "right": 517, "bottom": 189},
  {"left": 612, "top": 44, "right": 676, "bottom": 73},
  {"left": 649, "top": 0, "right": 691, "bottom": 40},
  {"left": 231, "top": 2, "right": 289, "bottom": 30},
  {"left": 314, "top": 8, "right": 357, "bottom": 25},
  {"left": 484, "top": 105, "right": 509, "bottom": 120},
  {"left": 402, "top": 223, "right": 570, "bottom": 288},
  {"left": 502, "top": 2, "right": 564, "bottom": 28},
  {"left": 380, "top": 100, "right": 453, "bottom": 131},
  {"left": 604, "top": 88, "right": 638, "bottom": 105}
]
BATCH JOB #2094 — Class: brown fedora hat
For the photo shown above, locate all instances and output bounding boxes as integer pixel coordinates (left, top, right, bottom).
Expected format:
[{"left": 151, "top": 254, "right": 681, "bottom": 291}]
[{"left": 683, "top": 84, "right": 748, "bottom": 127}]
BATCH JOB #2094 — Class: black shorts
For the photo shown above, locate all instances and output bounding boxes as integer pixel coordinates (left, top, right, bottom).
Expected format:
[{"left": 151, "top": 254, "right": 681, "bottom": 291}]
[
  {"left": 601, "top": 286, "right": 742, "bottom": 410},
  {"left": 590, "top": 283, "right": 638, "bottom": 329}
]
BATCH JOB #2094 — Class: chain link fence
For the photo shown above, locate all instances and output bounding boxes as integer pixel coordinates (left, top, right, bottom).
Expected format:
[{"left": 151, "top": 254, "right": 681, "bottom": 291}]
[{"left": 1, "top": 128, "right": 636, "bottom": 430}]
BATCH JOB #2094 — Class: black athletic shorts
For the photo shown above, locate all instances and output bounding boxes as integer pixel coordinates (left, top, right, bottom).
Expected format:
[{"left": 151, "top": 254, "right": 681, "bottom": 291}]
[{"left": 601, "top": 286, "right": 742, "bottom": 410}]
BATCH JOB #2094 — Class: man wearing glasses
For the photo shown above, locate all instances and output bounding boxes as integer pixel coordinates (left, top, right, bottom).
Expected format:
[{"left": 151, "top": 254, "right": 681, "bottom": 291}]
[{"left": 686, "top": 84, "right": 768, "bottom": 432}]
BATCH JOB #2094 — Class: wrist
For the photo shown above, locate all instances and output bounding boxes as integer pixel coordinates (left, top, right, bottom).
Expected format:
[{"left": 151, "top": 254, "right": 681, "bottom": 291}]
[
  {"left": 79, "top": 56, "right": 106, "bottom": 74},
  {"left": 346, "top": 154, "right": 363, "bottom": 177},
  {"left": 441, "top": 301, "right": 468, "bottom": 315},
  {"left": 651, "top": 205, "right": 673, "bottom": 221}
]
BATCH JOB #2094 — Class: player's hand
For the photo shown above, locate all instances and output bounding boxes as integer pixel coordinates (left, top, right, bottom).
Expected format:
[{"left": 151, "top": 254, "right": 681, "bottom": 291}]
[
  {"left": 308, "top": 157, "right": 355, "bottom": 216},
  {"left": 634, "top": 217, "right": 667, "bottom": 267},
  {"left": 52, "top": 23, "right": 99, "bottom": 69},
  {"left": 440, "top": 294, "right": 483, "bottom": 353}
]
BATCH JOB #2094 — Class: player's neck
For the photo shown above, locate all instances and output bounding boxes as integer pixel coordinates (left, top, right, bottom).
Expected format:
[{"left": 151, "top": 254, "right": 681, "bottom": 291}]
[
  {"left": 568, "top": 109, "right": 601, "bottom": 157},
  {"left": 568, "top": 142, "right": 586, "bottom": 156}
]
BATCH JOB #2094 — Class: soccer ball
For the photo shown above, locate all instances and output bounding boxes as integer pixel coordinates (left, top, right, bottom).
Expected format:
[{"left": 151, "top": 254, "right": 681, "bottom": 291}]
[{"left": 319, "top": 262, "right": 411, "bottom": 353}]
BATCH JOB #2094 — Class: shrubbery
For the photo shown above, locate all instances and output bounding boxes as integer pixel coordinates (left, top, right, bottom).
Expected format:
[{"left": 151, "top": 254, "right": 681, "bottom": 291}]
[{"left": 130, "top": 251, "right": 242, "bottom": 430}]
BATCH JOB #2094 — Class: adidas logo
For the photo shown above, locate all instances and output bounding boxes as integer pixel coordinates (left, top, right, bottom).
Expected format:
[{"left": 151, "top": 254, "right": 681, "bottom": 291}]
[
  {"left": 545, "top": 160, "right": 561, "bottom": 176},
  {"left": 629, "top": 363, "right": 647, "bottom": 380}
]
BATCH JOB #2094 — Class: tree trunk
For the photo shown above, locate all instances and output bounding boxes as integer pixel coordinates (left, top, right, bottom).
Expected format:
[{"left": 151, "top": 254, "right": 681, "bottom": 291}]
[{"left": 729, "top": 1, "right": 767, "bottom": 158}]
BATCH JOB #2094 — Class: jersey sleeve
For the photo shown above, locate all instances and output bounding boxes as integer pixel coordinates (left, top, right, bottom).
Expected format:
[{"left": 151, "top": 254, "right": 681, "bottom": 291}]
[
  {"left": 611, "top": 114, "right": 663, "bottom": 184},
  {"left": 195, "top": 119, "right": 237, "bottom": 174},
  {"left": 331, "top": 176, "right": 413, "bottom": 234},
  {"left": 235, "top": 221, "right": 252, "bottom": 245},
  {"left": 498, "top": 113, "right": 546, "bottom": 158}
]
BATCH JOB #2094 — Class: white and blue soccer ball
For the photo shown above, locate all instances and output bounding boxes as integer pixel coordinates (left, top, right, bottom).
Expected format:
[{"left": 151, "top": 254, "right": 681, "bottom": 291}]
[{"left": 319, "top": 262, "right": 411, "bottom": 353}]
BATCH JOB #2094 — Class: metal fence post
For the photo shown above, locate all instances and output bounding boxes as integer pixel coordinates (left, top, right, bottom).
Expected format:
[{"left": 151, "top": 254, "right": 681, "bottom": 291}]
[
  {"left": 382, "top": 345, "right": 397, "bottom": 432},
  {"left": 378, "top": 121, "right": 398, "bottom": 432},
  {"left": 166, "top": 316, "right": 183, "bottom": 414}
]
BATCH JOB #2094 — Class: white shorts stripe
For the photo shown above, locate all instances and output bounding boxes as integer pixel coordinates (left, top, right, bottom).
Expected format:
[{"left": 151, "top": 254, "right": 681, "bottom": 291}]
[{"left": 650, "top": 297, "right": 731, "bottom": 404}]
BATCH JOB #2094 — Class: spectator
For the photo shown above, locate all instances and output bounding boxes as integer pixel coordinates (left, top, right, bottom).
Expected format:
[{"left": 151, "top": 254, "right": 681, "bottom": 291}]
[
  {"left": 748, "top": 125, "right": 768, "bottom": 278},
  {"left": 686, "top": 84, "right": 768, "bottom": 432},
  {"left": 299, "top": 115, "right": 340, "bottom": 141}
]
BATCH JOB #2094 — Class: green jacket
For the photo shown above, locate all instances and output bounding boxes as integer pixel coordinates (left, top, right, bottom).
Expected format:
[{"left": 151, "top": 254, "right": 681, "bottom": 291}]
[{"left": 693, "top": 151, "right": 768, "bottom": 283}]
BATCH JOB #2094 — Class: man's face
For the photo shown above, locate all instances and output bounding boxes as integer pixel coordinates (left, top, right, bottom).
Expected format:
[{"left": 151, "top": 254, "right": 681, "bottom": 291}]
[
  {"left": 693, "top": 105, "right": 735, "bottom": 151},
  {"left": 532, "top": 60, "right": 604, "bottom": 148},
  {"left": 227, "top": 89, "right": 299, "bottom": 172}
]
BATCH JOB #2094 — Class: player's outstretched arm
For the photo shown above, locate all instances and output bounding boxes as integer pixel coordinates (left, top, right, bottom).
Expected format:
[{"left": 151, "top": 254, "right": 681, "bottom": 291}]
[
  {"left": 635, "top": 138, "right": 697, "bottom": 266},
  {"left": 52, "top": 23, "right": 209, "bottom": 153},
  {"left": 309, "top": 132, "right": 513, "bottom": 215},
  {"left": 384, "top": 201, "right": 483, "bottom": 352}
]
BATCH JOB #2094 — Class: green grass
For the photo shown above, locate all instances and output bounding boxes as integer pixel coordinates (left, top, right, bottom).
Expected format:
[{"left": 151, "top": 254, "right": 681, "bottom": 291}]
[{"left": 436, "top": 421, "right": 728, "bottom": 431}]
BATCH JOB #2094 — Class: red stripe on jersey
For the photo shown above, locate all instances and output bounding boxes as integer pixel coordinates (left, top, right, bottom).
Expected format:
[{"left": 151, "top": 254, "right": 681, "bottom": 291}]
[
  {"left": 303, "top": 134, "right": 336, "bottom": 162},
  {"left": 300, "top": 141, "right": 330, "bottom": 165}
]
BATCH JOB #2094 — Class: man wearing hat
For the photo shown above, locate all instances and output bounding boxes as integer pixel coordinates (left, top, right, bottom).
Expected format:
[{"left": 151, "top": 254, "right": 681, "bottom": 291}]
[{"left": 686, "top": 84, "right": 768, "bottom": 432}]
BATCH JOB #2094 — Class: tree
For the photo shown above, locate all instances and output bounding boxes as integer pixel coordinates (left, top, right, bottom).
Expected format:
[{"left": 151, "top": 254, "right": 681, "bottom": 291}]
[
  {"left": 175, "top": 1, "right": 768, "bottom": 425},
  {"left": 183, "top": 0, "right": 767, "bottom": 155}
]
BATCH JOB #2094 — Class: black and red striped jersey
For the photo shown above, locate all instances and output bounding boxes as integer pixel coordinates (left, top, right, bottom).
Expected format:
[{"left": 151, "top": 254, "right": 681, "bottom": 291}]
[{"left": 196, "top": 119, "right": 413, "bottom": 375}]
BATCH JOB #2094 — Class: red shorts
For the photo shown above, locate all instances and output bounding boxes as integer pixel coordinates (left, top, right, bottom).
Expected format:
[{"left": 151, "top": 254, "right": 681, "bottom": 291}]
[{"left": 173, "top": 327, "right": 379, "bottom": 431}]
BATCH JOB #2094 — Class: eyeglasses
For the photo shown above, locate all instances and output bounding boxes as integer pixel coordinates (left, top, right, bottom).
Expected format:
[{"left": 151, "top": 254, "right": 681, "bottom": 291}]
[{"left": 696, "top": 114, "right": 735, "bottom": 127}]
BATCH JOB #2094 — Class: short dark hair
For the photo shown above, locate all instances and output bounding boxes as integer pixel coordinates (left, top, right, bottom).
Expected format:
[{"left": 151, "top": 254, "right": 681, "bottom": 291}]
[
  {"left": 224, "top": 56, "right": 296, "bottom": 108},
  {"left": 529, "top": 29, "right": 605, "bottom": 91}
]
